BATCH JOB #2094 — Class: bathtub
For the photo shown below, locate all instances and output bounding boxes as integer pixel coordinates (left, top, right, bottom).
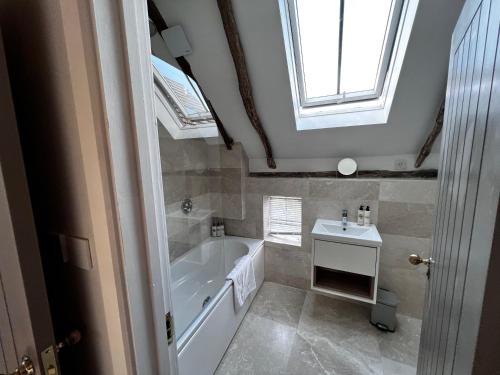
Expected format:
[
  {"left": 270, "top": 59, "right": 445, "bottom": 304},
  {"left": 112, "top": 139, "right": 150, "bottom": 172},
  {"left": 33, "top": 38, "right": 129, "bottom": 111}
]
[{"left": 171, "top": 236, "right": 265, "bottom": 375}]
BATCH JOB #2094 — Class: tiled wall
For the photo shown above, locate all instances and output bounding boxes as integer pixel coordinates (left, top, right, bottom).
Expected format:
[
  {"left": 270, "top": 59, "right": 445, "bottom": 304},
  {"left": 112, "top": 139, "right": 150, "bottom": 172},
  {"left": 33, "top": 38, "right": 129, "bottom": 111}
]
[
  {"left": 210, "top": 143, "right": 249, "bottom": 220},
  {"left": 158, "top": 125, "right": 247, "bottom": 262},
  {"left": 225, "top": 176, "right": 437, "bottom": 319},
  {"left": 158, "top": 128, "right": 436, "bottom": 318},
  {"left": 158, "top": 127, "right": 220, "bottom": 262}
]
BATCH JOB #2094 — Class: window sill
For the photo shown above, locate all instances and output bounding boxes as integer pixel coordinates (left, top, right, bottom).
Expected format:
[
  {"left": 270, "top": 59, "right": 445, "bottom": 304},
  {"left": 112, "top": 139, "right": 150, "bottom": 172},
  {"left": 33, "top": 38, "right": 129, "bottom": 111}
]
[
  {"left": 155, "top": 89, "right": 219, "bottom": 139},
  {"left": 295, "top": 100, "right": 390, "bottom": 131},
  {"left": 265, "top": 234, "right": 302, "bottom": 249}
]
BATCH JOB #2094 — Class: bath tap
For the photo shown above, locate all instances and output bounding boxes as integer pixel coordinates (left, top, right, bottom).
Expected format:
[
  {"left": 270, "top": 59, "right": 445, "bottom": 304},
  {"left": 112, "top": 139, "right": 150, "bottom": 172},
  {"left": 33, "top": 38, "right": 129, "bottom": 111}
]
[{"left": 342, "top": 209, "right": 348, "bottom": 228}]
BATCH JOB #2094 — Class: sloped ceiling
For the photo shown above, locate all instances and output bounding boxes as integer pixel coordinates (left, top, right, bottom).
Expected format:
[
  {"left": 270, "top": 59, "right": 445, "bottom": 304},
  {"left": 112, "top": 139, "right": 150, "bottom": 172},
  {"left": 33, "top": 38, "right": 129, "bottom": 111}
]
[{"left": 154, "top": 0, "right": 464, "bottom": 163}]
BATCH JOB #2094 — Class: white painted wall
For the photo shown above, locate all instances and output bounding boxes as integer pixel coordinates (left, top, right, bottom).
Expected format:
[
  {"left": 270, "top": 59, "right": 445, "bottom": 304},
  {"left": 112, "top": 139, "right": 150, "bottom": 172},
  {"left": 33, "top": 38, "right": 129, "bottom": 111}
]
[{"left": 154, "top": 0, "right": 463, "bottom": 167}]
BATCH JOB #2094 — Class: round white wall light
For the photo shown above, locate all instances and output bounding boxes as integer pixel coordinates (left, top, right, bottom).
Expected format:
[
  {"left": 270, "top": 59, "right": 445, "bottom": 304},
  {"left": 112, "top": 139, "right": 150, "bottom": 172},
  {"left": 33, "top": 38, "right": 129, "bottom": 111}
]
[{"left": 337, "top": 158, "right": 358, "bottom": 176}]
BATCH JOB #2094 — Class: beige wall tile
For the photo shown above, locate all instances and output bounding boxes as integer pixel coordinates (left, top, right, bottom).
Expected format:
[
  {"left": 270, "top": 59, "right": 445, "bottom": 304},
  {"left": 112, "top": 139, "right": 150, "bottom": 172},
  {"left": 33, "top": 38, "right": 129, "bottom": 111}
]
[
  {"left": 301, "top": 224, "right": 313, "bottom": 253},
  {"left": 309, "top": 179, "right": 380, "bottom": 200},
  {"left": 378, "top": 266, "right": 428, "bottom": 318},
  {"left": 303, "top": 199, "right": 379, "bottom": 228},
  {"left": 208, "top": 175, "right": 222, "bottom": 193},
  {"left": 379, "top": 234, "right": 432, "bottom": 269},
  {"left": 219, "top": 143, "right": 246, "bottom": 169},
  {"left": 222, "top": 193, "right": 244, "bottom": 220},
  {"left": 378, "top": 233, "right": 431, "bottom": 318},
  {"left": 264, "top": 245, "right": 311, "bottom": 290},
  {"left": 245, "top": 193, "right": 263, "bottom": 222},
  {"left": 247, "top": 177, "right": 309, "bottom": 197},
  {"left": 378, "top": 202, "right": 435, "bottom": 238},
  {"left": 163, "top": 172, "right": 186, "bottom": 204},
  {"left": 379, "top": 180, "right": 437, "bottom": 204},
  {"left": 159, "top": 133, "right": 223, "bottom": 262},
  {"left": 185, "top": 174, "right": 209, "bottom": 197},
  {"left": 225, "top": 219, "right": 259, "bottom": 238},
  {"left": 221, "top": 169, "right": 243, "bottom": 194}
]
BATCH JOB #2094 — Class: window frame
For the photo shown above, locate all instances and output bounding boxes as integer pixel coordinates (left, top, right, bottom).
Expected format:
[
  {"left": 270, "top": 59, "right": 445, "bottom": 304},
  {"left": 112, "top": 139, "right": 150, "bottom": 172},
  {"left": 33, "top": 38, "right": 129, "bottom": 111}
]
[
  {"left": 278, "top": 0, "right": 420, "bottom": 130},
  {"left": 288, "top": 0, "right": 404, "bottom": 108},
  {"left": 152, "top": 62, "right": 213, "bottom": 124},
  {"left": 152, "top": 63, "right": 219, "bottom": 140}
]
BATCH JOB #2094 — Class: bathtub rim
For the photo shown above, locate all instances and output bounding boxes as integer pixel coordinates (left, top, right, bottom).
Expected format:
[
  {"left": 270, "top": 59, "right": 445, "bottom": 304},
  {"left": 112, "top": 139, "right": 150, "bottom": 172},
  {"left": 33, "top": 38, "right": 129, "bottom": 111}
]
[{"left": 175, "top": 236, "right": 264, "bottom": 351}]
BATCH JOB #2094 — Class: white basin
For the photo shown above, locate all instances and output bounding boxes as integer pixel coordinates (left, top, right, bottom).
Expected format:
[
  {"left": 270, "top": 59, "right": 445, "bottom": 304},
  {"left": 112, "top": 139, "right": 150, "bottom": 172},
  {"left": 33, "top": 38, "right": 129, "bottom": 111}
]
[
  {"left": 312, "top": 219, "right": 382, "bottom": 246},
  {"left": 320, "top": 223, "right": 371, "bottom": 237}
]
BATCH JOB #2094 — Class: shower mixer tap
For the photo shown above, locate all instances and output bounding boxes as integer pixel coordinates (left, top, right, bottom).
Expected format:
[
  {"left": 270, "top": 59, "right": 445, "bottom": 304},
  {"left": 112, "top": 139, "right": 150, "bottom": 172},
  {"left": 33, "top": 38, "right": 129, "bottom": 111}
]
[{"left": 181, "top": 198, "right": 193, "bottom": 214}]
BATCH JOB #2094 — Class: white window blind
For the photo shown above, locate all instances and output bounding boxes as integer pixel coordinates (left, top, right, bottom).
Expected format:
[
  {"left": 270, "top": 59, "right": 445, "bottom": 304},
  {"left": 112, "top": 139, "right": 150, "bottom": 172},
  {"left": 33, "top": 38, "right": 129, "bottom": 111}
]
[{"left": 268, "top": 196, "right": 302, "bottom": 235}]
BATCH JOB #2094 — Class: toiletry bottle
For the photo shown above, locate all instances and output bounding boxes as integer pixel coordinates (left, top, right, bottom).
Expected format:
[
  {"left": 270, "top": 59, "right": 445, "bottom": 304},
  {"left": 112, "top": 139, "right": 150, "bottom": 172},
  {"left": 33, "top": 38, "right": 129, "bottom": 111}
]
[
  {"left": 357, "top": 205, "right": 365, "bottom": 226},
  {"left": 217, "top": 219, "right": 223, "bottom": 237},
  {"left": 364, "top": 206, "right": 371, "bottom": 226},
  {"left": 211, "top": 219, "right": 217, "bottom": 237}
]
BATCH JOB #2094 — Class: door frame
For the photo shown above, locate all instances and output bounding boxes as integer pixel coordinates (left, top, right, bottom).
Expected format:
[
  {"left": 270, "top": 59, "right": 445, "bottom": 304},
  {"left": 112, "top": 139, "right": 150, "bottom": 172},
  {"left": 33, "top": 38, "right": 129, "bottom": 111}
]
[
  {"left": 87, "top": 0, "right": 178, "bottom": 374},
  {"left": 0, "top": 31, "right": 56, "bottom": 375}
]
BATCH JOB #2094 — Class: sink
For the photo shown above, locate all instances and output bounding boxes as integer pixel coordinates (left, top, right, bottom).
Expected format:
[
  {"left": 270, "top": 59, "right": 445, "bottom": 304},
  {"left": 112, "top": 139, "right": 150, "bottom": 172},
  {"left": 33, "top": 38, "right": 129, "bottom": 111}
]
[
  {"left": 320, "top": 223, "right": 371, "bottom": 237},
  {"left": 311, "top": 219, "right": 382, "bottom": 246}
]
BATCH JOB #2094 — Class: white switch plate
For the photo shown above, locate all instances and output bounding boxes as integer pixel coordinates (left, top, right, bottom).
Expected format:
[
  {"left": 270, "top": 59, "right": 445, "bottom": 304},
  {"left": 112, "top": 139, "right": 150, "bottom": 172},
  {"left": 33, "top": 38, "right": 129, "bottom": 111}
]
[
  {"left": 59, "top": 234, "right": 93, "bottom": 270},
  {"left": 394, "top": 159, "right": 408, "bottom": 170}
]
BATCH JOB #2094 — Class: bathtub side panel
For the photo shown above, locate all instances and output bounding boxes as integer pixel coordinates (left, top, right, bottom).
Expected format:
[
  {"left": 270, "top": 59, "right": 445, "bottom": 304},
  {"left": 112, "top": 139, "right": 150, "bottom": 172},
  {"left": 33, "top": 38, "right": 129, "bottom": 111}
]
[
  {"left": 253, "top": 245, "right": 265, "bottom": 288},
  {"left": 178, "top": 245, "right": 264, "bottom": 375}
]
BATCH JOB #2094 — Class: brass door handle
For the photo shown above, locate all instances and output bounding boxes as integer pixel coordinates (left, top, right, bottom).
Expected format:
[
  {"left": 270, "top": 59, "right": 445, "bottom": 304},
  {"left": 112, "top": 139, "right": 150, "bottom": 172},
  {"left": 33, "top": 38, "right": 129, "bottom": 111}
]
[
  {"left": 1, "top": 356, "right": 34, "bottom": 375},
  {"left": 408, "top": 254, "right": 435, "bottom": 266}
]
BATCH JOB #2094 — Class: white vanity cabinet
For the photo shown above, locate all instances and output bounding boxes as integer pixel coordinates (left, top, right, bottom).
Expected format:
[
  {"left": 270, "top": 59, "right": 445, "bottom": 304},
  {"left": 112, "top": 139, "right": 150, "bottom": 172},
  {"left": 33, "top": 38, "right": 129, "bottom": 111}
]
[{"left": 311, "top": 219, "right": 382, "bottom": 304}]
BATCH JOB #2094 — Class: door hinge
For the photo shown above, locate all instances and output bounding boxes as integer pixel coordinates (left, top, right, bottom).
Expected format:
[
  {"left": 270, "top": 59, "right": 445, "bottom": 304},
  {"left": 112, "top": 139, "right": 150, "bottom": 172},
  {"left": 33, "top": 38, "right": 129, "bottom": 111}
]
[
  {"left": 41, "top": 346, "right": 60, "bottom": 375},
  {"left": 41, "top": 330, "right": 81, "bottom": 375},
  {"left": 166, "top": 312, "right": 175, "bottom": 345}
]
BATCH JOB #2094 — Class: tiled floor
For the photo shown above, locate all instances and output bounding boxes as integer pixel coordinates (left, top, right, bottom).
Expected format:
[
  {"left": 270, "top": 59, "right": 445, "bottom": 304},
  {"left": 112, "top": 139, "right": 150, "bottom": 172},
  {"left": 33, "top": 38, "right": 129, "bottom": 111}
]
[{"left": 215, "top": 282, "right": 421, "bottom": 375}]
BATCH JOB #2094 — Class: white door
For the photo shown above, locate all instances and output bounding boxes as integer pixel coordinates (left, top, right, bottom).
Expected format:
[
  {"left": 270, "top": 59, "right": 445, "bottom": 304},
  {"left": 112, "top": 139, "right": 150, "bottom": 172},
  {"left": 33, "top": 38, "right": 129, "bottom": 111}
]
[
  {"left": 417, "top": 0, "right": 500, "bottom": 373},
  {"left": 0, "top": 32, "right": 58, "bottom": 375}
]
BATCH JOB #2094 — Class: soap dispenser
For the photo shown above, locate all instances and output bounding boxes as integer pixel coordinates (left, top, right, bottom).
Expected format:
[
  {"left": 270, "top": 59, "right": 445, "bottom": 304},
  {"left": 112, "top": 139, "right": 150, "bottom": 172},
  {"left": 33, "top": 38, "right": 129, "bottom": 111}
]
[
  {"left": 364, "top": 206, "right": 371, "bottom": 226},
  {"left": 357, "top": 205, "right": 365, "bottom": 226}
]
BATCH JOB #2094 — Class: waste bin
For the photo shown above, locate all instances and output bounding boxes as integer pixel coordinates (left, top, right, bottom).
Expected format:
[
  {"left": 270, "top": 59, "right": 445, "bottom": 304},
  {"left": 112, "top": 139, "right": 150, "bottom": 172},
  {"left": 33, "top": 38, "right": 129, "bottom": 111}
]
[{"left": 370, "top": 288, "right": 399, "bottom": 332}]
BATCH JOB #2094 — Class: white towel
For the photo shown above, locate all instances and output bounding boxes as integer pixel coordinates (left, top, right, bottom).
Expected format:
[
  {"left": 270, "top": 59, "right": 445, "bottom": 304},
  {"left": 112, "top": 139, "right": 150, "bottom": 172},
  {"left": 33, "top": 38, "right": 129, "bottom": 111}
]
[{"left": 226, "top": 255, "right": 256, "bottom": 310}]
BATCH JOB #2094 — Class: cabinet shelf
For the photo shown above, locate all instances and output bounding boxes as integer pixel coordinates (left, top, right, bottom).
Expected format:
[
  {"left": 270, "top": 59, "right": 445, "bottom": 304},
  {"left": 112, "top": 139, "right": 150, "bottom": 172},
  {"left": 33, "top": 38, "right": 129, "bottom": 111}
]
[{"left": 313, "top": 266, "right": 374, "bottom": 302}]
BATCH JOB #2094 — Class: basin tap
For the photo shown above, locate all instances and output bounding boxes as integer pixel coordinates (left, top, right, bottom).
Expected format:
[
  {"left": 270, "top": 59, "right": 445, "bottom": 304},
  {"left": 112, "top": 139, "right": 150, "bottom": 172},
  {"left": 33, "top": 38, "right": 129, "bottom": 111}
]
[{"left": 341, "top": 209, "right": 348, "bottom": 227}]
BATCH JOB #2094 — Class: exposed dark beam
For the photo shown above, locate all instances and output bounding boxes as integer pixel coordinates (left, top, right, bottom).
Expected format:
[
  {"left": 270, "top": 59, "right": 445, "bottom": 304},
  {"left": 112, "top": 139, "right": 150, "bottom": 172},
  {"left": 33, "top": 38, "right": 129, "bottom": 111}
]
[
  {"left": 415, "top": 101, "right": 445, "bottom": 168},
  {"left": 337, "top": 0, "right": 345, "bottom": 95},
  {"left": 216, "top": 0, "right": 276, "bottom": 169},
  {"left": 147, "top": 0, "right": 234, "bottom": 150},
  {"left": 249, "top": 169, "right": 438, "bottom": 179}
]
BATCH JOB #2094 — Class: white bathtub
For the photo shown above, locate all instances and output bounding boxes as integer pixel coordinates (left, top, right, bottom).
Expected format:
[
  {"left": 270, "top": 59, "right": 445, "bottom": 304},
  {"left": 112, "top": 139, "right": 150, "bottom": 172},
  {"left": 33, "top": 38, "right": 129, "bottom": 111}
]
[{"left": 171, "top": 236, "right": 264, "bottom": 375}]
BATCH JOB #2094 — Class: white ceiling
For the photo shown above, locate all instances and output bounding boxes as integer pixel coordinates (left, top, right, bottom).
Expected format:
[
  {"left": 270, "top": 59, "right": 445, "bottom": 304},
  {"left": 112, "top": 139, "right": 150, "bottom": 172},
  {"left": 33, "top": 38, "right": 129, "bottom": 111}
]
[{"left": 154, "top": 0, "right": 464, "bottom": 164}]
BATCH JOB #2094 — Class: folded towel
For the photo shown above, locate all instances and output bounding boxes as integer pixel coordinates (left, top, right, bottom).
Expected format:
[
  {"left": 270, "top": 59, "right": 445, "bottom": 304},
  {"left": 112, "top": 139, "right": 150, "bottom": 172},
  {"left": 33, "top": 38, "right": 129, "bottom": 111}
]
[{"left": 226, "top": 255, "right": 256, "bottom": 310}]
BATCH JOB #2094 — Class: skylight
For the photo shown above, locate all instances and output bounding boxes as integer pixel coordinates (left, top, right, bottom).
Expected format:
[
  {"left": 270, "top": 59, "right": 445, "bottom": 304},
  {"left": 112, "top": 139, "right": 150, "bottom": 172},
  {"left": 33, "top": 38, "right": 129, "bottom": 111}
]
[
  {"left": 290, "top": 0, "right": 403, "bottom": 106},
  {"left": 279, "top": 0, "right": 418, "bottom": 130},
  {"left": 152, "top": 54, "right": 219, "bottom": 139},
  {"left": 152, "top": 55, "right": 213, "bottom": 125}
]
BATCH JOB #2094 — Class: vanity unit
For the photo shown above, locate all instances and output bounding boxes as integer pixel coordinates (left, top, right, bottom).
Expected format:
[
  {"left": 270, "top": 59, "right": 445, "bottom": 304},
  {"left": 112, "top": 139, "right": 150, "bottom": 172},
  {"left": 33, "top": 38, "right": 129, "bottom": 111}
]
[{"left": 311, "top": 219, "right": 382, "bottom": 304}]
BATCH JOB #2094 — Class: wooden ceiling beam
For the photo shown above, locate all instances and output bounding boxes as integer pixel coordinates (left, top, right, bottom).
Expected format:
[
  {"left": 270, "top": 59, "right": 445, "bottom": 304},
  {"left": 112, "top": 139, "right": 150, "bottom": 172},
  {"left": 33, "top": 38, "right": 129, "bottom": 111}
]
[
  {"left": 415, "top": 100, "right": 445, "bottom": 168},
  {"left": 216, "top": 0, "right": 276, "bottom": 169}
]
